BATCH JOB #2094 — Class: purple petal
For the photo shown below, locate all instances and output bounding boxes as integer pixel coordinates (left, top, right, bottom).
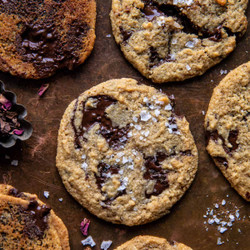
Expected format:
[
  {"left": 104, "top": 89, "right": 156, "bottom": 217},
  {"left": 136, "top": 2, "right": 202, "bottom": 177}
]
[
  {"left": 80, "top": 218, "right": 90, "bottom": 236},
  {"left": 0, "top": 94, "right": 12, "bottom": 110},
  {"left": 13, "top": 129, "right": 24, "bottom": 135},
  {"left": 38, "top": 84, "right": 49, "bottom": 97}
]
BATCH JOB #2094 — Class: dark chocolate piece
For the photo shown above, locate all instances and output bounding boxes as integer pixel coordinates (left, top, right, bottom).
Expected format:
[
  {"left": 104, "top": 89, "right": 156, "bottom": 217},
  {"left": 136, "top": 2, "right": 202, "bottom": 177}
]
[
  {"left": 206, "top": 129, "right": 239, "bottom": 155},
  {"left": 95, "top": 162, "right": 126, "bottom": 205},
  {"left": 144, "top": 152, "right": 169, "bottom": 198},
  {"left": 22, "top": 200, "right": 51, "bottom": 240},
  {"left": 246, "top": 192, "right": 250, "bottom": 200},
  {"left": 71, "top": 95, "right": 130, "bottom": 149},
  {"left": 120, "top": 27, "right": 133, "bottom": 42},
  {"left": 214, "top": 156, "right": 228, "bottom": 169}
]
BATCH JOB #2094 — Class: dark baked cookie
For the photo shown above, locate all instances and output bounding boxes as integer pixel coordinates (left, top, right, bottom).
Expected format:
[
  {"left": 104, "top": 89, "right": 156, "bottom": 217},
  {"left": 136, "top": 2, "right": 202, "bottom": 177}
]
[
  {"left": 0, "top": 0, "right": 96, "bottom": 79},
  {"left": 56, "top": 78, "right": 198, "bottom": 226},
  {"left": 205, "top": 62, "right": 250, "bottom": 201},
  {"left": 0, "top": 184, "right": 70, "bottom": 249},
  {"left": 115, "top": 235, "right": 192, "bottom": 250},
  {"left": 110, "top": 0, "right": 248, "bottom": 83}
]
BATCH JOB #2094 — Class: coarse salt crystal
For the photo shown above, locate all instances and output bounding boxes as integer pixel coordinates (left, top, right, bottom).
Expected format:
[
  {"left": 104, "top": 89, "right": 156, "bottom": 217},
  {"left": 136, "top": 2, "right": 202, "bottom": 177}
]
[
  {"left": 143, "top": 97, "right": 149, "bottom": 103},
  {"left": 221, "top": 199, "right": 226, "bottom": 206},
  {"left": 165, "top": 104, "right": 172, "bottom": 111},
  {"left": 186, "top": 64, "right": 191, "bottom": 71},
  {"left": 208, "top": 218, "right": 214, "bottom": 224},
  {"left": 43, "top": 191, "right": 49, "bottom": 199},
  {"left": 81, "top": 236, "right": 96, "bottom": 247},
  {"left": 214, "top": 203, "right": 219, "bottom": 209},
  {"left": 140, "top": 110, "right": 152, "bottom": 121},
  {"left": 59, "top": 198, "right": 63, "bottom": 202},
  {"left": 133, "top": 116, "right": 138, "bottom": 123},
  {"left": 81, "top": 162, "right": 88, "bottom": 170},
  {"left": 101, "top": 240, "right": 112, "bottom": 250},
  {"left": 144, "top": 130, "right": 150, "bottom": 137},
  {"left": 217, "top": 237, "right": 224, "bottom": 245},
  {"left": 127, "top": 131, "right": 133, "bottom": 137},
  {"left": 122, "top": 157, "right": 128, "bottom": 164},
  {"left": 117, "top": 152, "right": 124, "bottom": 158},
  {"left": 155, "top": 110, "right": 160, "bottom": 117},
  {"left": 11, "top": 160, "right": 18, "bottom": 166},
  {"left": 135, "top": 124, "right": 142, "bottom": 130},
  {"left": 106, "top": 34, "right": 111, "bottom": 38},
  {"left": 81, "top": 154, "right": 86, "bottom": 159},
  {"left": 219, "top": 227, "right": 227, "bottom": 234}
]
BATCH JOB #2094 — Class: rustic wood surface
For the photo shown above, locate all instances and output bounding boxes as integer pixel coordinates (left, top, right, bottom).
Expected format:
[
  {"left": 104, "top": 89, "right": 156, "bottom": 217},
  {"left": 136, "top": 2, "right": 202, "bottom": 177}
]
[{"left": 0, "top": 1, "right": 249, "bottom": 249}]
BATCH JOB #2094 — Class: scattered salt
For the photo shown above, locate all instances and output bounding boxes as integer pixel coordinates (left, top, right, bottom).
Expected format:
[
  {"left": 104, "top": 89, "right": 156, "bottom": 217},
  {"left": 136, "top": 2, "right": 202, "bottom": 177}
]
[
  {"left": 11, "top": 160, "right": 18, "bottom": 166},
  {"left": 140, "top": 110, "right": 152, "bottom": 121}
]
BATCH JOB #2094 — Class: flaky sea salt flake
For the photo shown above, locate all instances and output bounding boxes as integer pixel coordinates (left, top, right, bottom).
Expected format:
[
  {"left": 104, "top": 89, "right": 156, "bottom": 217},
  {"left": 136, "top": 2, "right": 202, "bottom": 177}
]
[{"left": 81, "top": 236, "right": 95, "bottom": 247}]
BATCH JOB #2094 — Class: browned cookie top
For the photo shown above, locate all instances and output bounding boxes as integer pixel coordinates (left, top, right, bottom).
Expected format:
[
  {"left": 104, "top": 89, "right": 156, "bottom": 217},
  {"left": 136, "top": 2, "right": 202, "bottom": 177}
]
[{"left": 0, "top": 0, "right": 96, "bottom": 79}]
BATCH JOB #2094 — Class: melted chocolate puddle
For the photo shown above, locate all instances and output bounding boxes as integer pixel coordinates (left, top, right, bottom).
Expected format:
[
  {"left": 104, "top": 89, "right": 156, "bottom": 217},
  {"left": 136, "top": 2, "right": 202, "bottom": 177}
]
[
  {"left": 71, "top": 95, "right": 130, "bottom": 149},
  {"left": 21, "top": 200, "right": 51, "bottom": 240}
]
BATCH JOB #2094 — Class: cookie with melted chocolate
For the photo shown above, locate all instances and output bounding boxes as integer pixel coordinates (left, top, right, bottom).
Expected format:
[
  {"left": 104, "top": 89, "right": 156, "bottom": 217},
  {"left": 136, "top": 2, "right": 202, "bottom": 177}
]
[
  {"left": 110, "top": 0, "right": 248, "bottom": 83},
  {"left": 0, "top": 0, "right": 96, "bottom": 79},
  {"left": 115, "top": 235, "right": 192, "bottom": 250},
  {"left": 56, "top": 78, "right": 198, "bottom": 226},
  {"left": 205, "top": 62, "right": 250, "bottom": 201},
  {"left": 0, "top": 184, "right": 70, "bottom": 249}
]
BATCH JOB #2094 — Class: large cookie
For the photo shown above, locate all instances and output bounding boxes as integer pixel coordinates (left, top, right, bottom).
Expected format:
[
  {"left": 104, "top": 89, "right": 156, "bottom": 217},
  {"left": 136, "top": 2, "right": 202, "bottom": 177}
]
[
  {"left": 0, "top": 0, "right": 96, "bottom": 79},
  {"left": 56, "top": 78, "right": 198, "bottom": 226},
  {"left": 110, "top": 0, "right": 248, "bottom": 83},
  {"left": 0, "top": 184, "right": 70, "bottom": 249},
  {"left": 115, "top": 235, "right": 192, "bottom": 250},
  {"left": 205, "top": 62, "right": 250, "bottom": 201}
]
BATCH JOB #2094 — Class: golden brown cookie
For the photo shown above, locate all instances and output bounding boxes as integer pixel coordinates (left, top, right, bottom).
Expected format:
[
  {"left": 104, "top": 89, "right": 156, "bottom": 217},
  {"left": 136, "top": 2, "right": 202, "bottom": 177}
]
[
  {"left": 56, "top": 78, "right": 198, "bottom": 226},
  {"left": 0, "top": 184, "right": 70, "bottom": 249},
  {"left": 205, "top": 62, "right": 250, "bottom": 201},
  {"left": 115, "top": 235, "right": 192, "bottom": 250},
  {"left": 0, "top": 0, "right": 96, "bottom": 79},
  {"left": 110, "top": 0, "right": 248, "bottom": 83}
]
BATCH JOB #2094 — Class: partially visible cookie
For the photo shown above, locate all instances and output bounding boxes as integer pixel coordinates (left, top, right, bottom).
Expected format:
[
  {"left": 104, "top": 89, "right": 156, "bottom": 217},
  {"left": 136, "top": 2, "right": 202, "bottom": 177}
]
[
  {"left": 205, "top": 62, "right": 250, "bottom": 201},
  {"left": 0, "top": 0, "right": 96, "bottom": 79},
  {"left": 56, "top": 78, "right": 198, "bottom": 226},
  {"left": 0, "top": 184, "right": 70, "bottom": 249},
  {"left": 110, "top": 0, "right": 248, "bottom": 83},
  {"left": 115, "top": 235, "right": 192, "bottom": 250}
]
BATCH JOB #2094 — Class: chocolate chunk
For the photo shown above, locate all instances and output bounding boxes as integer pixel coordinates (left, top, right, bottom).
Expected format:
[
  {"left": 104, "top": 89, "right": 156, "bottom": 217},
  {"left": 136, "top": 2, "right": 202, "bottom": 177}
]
[
  {"left": 228, "top": 130, "right": 238, "bottom": 151},
  {"left": 246, "top": 192, "right": 250, "bottom": 200},
  {"left": 95, "top": 162, "right": 120, "bottom": 190},
  {"left": 71, "top": 95, "right": 130, "bottom": 149},
  {"left": 144, "top": 152, "right": 169, "bottom": 198},
  {"left": 120, "top": 27, "right": 132, "bottom": 42},
  {"left": 214, "top": 156, "right": 228, "bottom": 169},
  {"left": 206, "top": 129, "right": 239, "bottom": 155},
  {"left": 22, "top": 200, "right": 51, "bottom": 240},
  {"left": 143, "top": 3, "right": 164, "bottom": 21},
  {"left": 95, "top": 162, "right": 126, "bottom": 205}
]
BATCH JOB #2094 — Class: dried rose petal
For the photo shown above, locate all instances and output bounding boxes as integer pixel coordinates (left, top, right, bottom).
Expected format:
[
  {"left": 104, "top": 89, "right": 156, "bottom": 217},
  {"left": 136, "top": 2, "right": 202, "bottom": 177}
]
[
  {"left": 12, "top": 129, "right": 24, "bottom": 135},
  {"left": 80, "top": 218, "right": 90, "bottom": 236},
  {"left": 0, "top": 94, "right": 12, "bottom": 110},
  {"left": 38, "top": 84, "right": 49, "bottom": 97}
]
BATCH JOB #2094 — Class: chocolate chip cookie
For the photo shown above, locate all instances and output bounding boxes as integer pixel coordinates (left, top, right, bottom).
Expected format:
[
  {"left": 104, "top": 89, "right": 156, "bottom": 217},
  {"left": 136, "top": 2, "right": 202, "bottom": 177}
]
[
  {"left": 56, "top": 78, "right": 198, "bottom": 226},
  {"left": 115, "top": 235, "right": 192, "bottom": 250},
  {"left": 110, "top": 0, "right": 248, "bottom": 83},
  {"left": 205, "top": 62, "right": 250, "bottom": 201},
  {"left": 0, "top": 0, "right": 96, "bottom": 79},
  {"left": 0, "top": 184, "right": 70, "bottom": 249}
]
